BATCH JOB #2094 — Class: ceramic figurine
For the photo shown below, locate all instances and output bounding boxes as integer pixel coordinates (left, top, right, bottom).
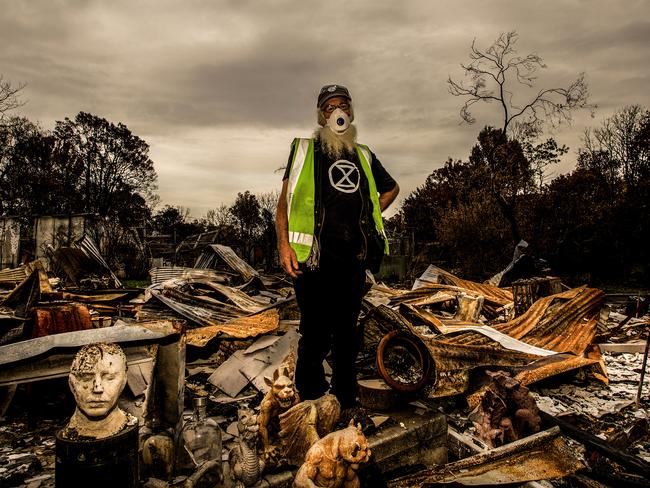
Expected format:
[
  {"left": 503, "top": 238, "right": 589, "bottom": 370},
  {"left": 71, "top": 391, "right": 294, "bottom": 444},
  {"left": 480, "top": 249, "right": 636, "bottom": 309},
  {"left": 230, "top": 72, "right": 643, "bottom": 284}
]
[
  {"left": 294, "top": 421, "right": 371, "bottom": 488},
  {"left": 258, "top": 364, "right": 300, "bottom": 454},
  {"left": 229, "top": 406, "right": 264, "bottom": 488}
]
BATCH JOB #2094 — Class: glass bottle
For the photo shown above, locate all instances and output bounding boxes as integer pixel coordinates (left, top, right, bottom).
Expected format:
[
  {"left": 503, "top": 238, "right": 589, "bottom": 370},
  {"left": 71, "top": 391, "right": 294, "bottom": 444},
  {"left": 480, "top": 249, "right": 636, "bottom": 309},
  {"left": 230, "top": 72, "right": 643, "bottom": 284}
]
[{"left": 177, "top": 396, "right": 222, "bottom": 482}]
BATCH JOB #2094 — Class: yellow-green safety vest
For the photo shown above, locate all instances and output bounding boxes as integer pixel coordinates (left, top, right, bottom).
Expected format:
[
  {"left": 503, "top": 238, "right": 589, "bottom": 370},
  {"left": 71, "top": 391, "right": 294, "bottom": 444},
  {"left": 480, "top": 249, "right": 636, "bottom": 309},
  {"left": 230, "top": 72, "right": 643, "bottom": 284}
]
[{"left": 286, "top": 137, "right": 389, "bottom": 263}]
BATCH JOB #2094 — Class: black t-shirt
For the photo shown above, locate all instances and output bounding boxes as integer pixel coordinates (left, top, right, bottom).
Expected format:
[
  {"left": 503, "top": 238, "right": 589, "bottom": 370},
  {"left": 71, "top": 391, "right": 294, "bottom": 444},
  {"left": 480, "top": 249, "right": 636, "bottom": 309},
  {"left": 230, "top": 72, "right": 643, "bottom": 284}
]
[{"left": 283, "top": 138, "right": 396, "bottom": 267}]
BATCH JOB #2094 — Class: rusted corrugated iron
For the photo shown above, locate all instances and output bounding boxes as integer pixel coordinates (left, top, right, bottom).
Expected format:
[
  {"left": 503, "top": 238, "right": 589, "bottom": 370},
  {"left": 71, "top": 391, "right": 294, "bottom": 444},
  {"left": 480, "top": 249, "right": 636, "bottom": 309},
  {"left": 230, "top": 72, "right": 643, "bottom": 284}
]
[
  {"left": 147, "top": 275, "right": 277, "bottom": 335},
  {"left": 185, "top": 309, "right": 279, "bottom": 345},
  {"left": 31, "top": 304, "right": 92, "bottom": 338},
  {"left": 388, "top": 426, "right": 584, "bottom": 487},
  {"left": 151, "top": 288, "right": 244, "bottom": 326},
  {"left": 392, "top": 282, "right": 512, "bottom": 319},
  {"left": 388, "top": 287, "right": 607, "bottom": 397},
  {"left": 0, "top": 265, "right": 29, "bottom": 284},
  {"left": 422, "top": 339, "right": 541, "bottom": 398},
  {"left": 447, "top": 286, "right": 605, "bottom": 356},
  {"left": 412, "top": 265, "right": 514, "bottom": 305}
]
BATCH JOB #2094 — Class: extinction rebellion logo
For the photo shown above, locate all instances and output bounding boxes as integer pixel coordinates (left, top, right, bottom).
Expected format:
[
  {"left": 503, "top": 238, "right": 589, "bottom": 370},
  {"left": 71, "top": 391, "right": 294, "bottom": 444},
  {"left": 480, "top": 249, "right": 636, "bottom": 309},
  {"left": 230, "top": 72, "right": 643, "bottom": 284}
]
[{"left": 329, "top": 160, "right": 360, "bottom": 193}]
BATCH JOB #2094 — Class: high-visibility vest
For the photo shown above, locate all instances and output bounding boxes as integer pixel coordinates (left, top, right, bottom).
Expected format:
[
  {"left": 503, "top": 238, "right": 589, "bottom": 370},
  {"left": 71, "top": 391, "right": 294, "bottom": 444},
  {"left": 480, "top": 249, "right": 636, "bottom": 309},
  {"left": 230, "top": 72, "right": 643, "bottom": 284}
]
[{"left": 286, "top": 137, "right": 389, "bottom": 264}]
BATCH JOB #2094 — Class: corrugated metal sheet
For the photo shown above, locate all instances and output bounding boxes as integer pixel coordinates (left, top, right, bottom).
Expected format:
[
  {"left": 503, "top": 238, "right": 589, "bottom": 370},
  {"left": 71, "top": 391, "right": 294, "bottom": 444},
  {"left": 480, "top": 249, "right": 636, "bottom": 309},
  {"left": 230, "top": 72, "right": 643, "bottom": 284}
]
[
  {"left": 149, "top": 266, "right": 231, "bottom": 285},
  {"left": 195, "top": 244, "right": 259, "bottom": 281},
  {"left": 394, "top": 266, "right": 513, "bottom": 319},
  {"left": 413, "top": 264, "right": 514, "bottom": 305},
  {"left": 391, "top": 283, "right": 512, "bottom": 319},
  {"left": 74, "top": 235, "right": 122, "bottom": 288},
  {"left": 389, "top": 427, "right": 583, "bottom": 487},
  {"left": 446, "top": 286, "right": 605, "bottom": 356},
  {"left": 185, "top": 309, "right": 279, "bottom": 345},
  {"left": 152, "top": 288, "right": 245, "bottom": 325},
  {"left": 0, "top": 265, "right": 28, "bottom": 284},
  {"left": 31, "top": 304, "right": 92, "bottom": 338},
  {"left": 421, "top": 338, "right": 541, "bottom": 398},
  {"left": 390, "top": 286, "right": 606, "bottom": 398}
]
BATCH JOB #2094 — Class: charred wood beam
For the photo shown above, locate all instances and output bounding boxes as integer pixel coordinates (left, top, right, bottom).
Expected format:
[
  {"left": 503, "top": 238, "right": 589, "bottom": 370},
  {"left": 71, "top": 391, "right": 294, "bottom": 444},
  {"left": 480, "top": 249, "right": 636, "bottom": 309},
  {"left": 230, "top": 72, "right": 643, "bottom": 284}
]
[
  {"left": 539, "top": 410, "right": 650, "bottom": 479},
  {"left": 637, "top": 331, "right": 649, "bottom": 405}
]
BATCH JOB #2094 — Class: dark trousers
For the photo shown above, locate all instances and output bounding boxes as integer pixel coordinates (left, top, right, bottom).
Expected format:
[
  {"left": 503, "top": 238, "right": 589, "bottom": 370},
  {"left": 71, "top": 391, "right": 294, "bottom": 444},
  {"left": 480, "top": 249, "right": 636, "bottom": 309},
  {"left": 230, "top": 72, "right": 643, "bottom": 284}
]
[{"left": 293, "top": 265, "right": 366, "bottom": 409}]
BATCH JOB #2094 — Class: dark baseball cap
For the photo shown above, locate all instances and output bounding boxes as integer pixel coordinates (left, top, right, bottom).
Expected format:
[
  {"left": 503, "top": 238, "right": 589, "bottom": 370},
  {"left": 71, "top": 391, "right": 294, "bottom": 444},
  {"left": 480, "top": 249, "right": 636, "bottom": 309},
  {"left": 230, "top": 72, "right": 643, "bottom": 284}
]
[{"left": 317, "top": 84, "right": 351, "bottom": 107}]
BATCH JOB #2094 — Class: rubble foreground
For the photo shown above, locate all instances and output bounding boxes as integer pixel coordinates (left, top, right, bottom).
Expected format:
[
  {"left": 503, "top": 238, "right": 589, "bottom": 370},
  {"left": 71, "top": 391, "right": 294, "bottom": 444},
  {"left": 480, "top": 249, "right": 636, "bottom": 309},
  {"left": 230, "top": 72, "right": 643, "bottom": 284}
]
[{"left": 0, "top": 240, "right": 648, "bottom": 487}]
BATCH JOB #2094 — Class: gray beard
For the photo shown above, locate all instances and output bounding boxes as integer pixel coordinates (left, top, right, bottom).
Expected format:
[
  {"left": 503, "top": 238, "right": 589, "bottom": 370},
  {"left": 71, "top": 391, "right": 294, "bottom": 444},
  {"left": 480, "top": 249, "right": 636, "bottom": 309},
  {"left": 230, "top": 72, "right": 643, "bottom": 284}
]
[{"left": 315, "top": 124, "right": 358, "bottom": 159}]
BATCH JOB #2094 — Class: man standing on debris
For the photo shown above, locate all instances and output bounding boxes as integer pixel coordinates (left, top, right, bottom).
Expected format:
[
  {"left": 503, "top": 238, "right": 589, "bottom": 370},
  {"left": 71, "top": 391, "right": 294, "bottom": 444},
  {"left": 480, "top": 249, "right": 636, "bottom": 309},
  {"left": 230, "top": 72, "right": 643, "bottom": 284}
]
[{"left": 276, "top": 84, "right": 399, "bottom": 409}]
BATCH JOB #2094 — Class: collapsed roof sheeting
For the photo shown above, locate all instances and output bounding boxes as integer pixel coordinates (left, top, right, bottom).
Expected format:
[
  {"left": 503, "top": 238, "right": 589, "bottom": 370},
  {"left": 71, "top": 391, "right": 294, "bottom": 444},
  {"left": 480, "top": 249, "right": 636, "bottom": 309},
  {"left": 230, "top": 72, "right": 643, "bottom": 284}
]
[
  {"left": 185, "top": 309, "right": 279, "bottom": 345},
  {"left": 376, "top": 277, "right": 607, "bottom": 398},
  {"left": 194, "top": 244, "right": 259, "bottom": 282},
  {"left": 150, "top": 286, "right": 245, "bottom": 326},
  {"left": 75, "top": 235, "right": 122, "bottom": 288},
  {"left": 49, "top": 235, "right": 122, "bottom": 288},
  {"left": 398, "top": 266, "right": 513, "bottom": 318},
  {"left": 413, "top": 264, "right": 514, "bottom": 303},
  {"left": 389, "top": 426, "right": 584, "bottom": 487},
  {"left": 0, "top": 265, "right": 29, "bottom": 285},
  {"left": 146, "top": 277, "right": 282, "bottom": 341},
  {"left": 445, "top": 286, "right": 605, "bottom": 355},
  {"left": 149, "top": 266, "right": 231, "bottom": 285},
  {"left": 421, "top": 339, "right": 543, "bottom": 398}
]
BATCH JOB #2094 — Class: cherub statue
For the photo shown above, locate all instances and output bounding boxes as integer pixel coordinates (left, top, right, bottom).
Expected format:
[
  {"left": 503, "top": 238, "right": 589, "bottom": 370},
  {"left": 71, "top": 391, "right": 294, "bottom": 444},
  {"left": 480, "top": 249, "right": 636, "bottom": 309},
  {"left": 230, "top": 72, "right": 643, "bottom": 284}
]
[
  {"left": 294, "top": 421, "right": 371, "bottom": 488},
  {"left": 229, "top": 405, "right": 264, "bottom": 488},
  {"left": 61, "top": 342, "right": 136, "bottom": 440},
  {"left": 258, "top": 364, "right": 300, "bottom": 457}
]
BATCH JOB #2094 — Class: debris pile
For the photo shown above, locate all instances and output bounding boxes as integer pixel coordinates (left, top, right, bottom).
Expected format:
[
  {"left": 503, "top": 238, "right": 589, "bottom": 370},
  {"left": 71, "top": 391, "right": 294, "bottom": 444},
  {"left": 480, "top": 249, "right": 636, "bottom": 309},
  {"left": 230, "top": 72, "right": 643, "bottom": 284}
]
[{"left": 0, "top": 237, "right": 648, "bottom": 487}]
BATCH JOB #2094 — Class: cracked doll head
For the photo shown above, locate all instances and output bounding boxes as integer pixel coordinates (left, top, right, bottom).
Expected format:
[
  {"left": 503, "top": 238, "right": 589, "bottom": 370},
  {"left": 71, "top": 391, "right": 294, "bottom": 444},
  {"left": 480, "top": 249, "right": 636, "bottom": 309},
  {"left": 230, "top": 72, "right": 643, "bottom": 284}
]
[{"left": 69, "top": 343, "right": 127, "bottom": 419}]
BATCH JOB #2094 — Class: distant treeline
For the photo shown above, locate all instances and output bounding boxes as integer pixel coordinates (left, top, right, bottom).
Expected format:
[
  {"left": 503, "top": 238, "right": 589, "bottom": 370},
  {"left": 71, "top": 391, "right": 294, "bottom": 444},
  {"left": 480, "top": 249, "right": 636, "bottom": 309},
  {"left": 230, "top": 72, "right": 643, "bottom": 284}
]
[
  {"left": 3, "top": 105, "right": 648, "bottom": 285},
  {"left": 0, "top": 112, "right": 278, "bottom": 276},
  {"left": 389, "top": 105, "right": 650, "bottom": 286}
]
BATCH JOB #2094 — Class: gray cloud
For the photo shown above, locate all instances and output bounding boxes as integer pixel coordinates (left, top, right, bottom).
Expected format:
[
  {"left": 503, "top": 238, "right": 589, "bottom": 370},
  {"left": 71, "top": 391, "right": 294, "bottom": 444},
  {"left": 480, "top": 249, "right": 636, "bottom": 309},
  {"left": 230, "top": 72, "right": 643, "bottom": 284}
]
[{"left": 1, "top": 1, "right": 648, "bottom": 218}]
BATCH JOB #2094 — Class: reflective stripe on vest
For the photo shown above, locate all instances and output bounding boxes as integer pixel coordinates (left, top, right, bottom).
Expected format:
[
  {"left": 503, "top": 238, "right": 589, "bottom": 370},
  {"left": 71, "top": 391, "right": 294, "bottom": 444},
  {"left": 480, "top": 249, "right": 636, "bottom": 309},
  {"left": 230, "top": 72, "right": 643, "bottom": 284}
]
[{"left": 286, "top": 138, "right": 389, "bottom": 263}]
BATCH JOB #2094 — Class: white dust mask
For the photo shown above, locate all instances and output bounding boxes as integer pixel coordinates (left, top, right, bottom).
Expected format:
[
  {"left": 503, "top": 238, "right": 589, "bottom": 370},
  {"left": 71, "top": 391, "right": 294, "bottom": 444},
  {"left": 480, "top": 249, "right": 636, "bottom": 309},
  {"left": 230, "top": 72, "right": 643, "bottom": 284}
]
[{"left": 326, "top": 108, "right": 350, "bottom": 135}]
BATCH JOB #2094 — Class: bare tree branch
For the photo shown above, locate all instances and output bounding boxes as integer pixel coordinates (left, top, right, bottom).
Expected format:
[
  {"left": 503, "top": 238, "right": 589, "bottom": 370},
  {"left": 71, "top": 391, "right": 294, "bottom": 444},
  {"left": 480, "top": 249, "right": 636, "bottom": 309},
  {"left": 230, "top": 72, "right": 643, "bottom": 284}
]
[
  {"left": 447, "top": 31, "right": 594, "bottom": 134},
  {"left": 0, "top": 76, "right": 26, "bottom": 120}
]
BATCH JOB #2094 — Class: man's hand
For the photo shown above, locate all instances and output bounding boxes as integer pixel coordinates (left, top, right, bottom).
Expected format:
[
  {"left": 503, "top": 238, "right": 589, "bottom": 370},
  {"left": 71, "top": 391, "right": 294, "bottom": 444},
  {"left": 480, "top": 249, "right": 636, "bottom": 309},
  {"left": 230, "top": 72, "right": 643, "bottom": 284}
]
[
  {"left": 279, "top": 242, "right": 302, "bottom": 278},
  {"left": 276, "top": 179, "right": 302, "bottom": 278}
]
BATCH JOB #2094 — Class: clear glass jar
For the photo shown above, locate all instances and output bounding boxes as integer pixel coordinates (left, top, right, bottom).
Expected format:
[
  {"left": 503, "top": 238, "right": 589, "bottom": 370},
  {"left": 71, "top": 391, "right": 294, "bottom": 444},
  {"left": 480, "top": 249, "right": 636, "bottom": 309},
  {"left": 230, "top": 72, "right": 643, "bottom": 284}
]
[{"left": 177, "top": 396, "right": 222, "bottom": 481}]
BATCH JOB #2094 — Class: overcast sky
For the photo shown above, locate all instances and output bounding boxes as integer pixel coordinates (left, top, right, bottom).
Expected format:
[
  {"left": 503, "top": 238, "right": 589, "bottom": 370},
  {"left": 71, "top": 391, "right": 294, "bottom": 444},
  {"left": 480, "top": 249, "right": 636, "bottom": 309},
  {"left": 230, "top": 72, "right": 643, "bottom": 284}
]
[{"left": 2, "top": 0, "right": 649, "bottom": 218}]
